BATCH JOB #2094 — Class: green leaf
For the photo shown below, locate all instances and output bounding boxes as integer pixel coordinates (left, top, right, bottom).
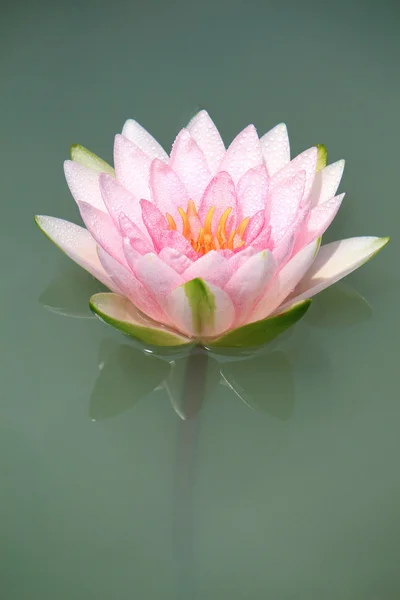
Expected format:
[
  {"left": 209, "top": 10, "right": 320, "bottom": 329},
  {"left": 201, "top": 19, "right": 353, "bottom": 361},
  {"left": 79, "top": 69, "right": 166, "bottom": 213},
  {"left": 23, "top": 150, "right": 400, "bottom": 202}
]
[
  {"left": 316, "top": 144, "right": 328, "bottom": 171},
  {"left": 208, "top": 300, "right": 312, "bottom": 348},
  {"left": 70, "top": 144, "right": 115, "bottom": 176},
  {"left": 184, "top": 278, "right": 216, "bottom": 336},
  {"left": 90, "top": 293, "right": 193, "bottom": 348}
]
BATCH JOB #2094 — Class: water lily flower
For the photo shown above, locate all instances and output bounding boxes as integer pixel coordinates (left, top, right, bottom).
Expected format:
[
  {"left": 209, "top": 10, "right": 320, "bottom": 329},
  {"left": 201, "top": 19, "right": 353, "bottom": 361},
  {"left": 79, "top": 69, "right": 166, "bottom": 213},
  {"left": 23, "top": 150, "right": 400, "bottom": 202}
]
[{"left": 35, "top": 111, "right": 388, "bottom": 348}]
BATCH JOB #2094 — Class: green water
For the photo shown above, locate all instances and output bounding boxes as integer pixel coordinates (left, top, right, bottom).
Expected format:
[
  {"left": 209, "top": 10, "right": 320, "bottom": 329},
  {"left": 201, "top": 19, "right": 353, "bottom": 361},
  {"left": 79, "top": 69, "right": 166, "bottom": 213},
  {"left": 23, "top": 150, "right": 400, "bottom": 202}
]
[{"left": 1, "top": 0, "right": 400, "bottom": 598}]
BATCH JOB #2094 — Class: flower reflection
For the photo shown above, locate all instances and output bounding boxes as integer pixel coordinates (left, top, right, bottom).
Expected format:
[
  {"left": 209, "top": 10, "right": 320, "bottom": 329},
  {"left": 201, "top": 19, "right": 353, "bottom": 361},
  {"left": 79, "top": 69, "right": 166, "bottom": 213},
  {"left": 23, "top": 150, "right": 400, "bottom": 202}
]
[
  {"left": 89, "top": 338, "right": 297, "bottom": 420},
  {"left": 90, "top": 339, "right": 169, "bottom": 420},
  {"left": 39, "top": 266, "right": 106, "bottom": 318},
  {"left": 304, "top": 281, "right": 372, "bottom": 328},
  {"left": 221, "top": 352, "right": 294, "bottom": 419},
  {"left": 40, "top": 269, "right": 372, "bottom": 420}
]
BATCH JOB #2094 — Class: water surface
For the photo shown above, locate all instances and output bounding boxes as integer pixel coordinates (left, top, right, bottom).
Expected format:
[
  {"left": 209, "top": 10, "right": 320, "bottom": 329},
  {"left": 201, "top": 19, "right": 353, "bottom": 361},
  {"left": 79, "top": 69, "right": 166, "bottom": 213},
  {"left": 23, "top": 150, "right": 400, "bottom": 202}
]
[{"left": 1, "top": 0, "right": 400, "bottom": 598}]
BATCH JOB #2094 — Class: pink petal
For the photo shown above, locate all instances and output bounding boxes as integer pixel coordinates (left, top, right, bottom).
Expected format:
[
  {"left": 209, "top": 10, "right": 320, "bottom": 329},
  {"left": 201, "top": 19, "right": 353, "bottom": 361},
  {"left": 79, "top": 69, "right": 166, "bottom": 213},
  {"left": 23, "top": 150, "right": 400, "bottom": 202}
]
[
  {"left": 219, "top": 125, "right": 263, "bottom": 184},
  {"left": 114, "top": 134, "right": 152, "bottom": 201},
  {"left": 121, "top": 119, "right": 169, "bottom": 162},
  {"left": 225, "top": 250, "right": 276, "bottom": 326},
  {"left": 308, "top": 160, "right": 345, "bottom": 208},
  {"left": 78, "top": 201, "right": 127, "bottom": 267},
  {"left": 244, "top": 209, "right": 265, "bottom": 244},
  {"left": 260, "top": 123, "right": 290, "bottom": 176},
  {"left": 228, "top": 246, "right": 259, "bottom": 270},
  {"left": 158, "top": 230, "right": 198, "bottom": 260},
  {"left": 237, "top": 165, "right": 269, "bottom": 219},
  {"left": 182, "top": 251, "right": 234, "bottom": 288},
  {"left": 99, "top": 173, "right": 146, "bottom": 232},
  {"left": 169, "top": 129, "right": 212, "bottom": 203},
  {"left": 149, "top": 159, "right": 189, "bottom": 225},
  {"left": 219, "top": 249, "right": 234, "bottom": 259},
  {"left": 271, "top": 147, "right": 318, "bottom": 204},
  {"left": 269, "top": 171, "right": 306, "bottom": 245},
  {"left": 271, "top": 231, "right": 296, "bottom": 267},
  {"left": 294, "top": 194, "right": 345, "bottom": 252},
  {"left": 133, "top": 253, "right": 184, "bottom": 311},
  {"left": 122, "top": 237, "right": 142, "bottom": 272},
  {"left": 98, "top": 247, "right": 169, "bottom": 324},
  {"left": 278, "top": 237, "right": 389, "bottom": 312},
  {"left": 35, "top": 215, "right": 117, "bottom": 291},
  {"left": 186, "top": 110, "right": 225, "bottom": 175},
  {"left": 166, "top": 281, "right": 235, "bottom": 337},
  {"left": 198, "top": 171, "right": 238, "bottom": 235},
  {"left": 249, "top": 225, "right": 272, "bottom": 252},
  {"left": 159, "top": 248, "right": 193, "bottom": 274},
  {"left": 140, "top": 199, "right": 168, "bottom": 251},
  {"left": 64, "top": 161, "right": 106, "bottom": 212},
  {"left": 251, "top": 238, "right": 320, "bottom": 322},
  {"left": 119, "top": 214, "right": 154, "bottom": 255}
]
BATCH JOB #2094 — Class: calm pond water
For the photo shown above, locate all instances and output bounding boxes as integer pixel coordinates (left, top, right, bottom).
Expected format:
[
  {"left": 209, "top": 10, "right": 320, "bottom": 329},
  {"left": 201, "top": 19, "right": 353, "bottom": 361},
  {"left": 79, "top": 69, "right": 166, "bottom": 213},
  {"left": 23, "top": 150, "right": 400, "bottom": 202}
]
[{"left": 1, "top": 0, "right": 400, "bottom": 598}]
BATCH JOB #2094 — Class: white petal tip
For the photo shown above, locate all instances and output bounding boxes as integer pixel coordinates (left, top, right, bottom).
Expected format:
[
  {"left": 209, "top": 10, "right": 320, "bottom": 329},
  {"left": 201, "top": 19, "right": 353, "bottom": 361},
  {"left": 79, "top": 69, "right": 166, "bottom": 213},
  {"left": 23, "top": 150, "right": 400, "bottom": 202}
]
[{"left": 373, "top": 236, "right": 390, "bottom": 253}]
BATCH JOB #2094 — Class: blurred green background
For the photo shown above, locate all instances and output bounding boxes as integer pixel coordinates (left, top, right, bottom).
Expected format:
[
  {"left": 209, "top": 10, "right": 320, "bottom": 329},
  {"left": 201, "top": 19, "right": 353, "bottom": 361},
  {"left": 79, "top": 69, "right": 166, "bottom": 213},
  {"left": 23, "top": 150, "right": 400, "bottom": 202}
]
[{"left": 1, "top": 0, "right": 399, "bottom": 598}]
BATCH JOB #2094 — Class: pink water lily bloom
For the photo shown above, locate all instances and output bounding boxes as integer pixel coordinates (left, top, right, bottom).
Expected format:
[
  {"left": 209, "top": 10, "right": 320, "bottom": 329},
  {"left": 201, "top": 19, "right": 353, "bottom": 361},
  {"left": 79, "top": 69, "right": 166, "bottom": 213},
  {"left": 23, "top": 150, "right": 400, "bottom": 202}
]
[{"left": 35, "top": 111, "right": 388, "bottom": 348}]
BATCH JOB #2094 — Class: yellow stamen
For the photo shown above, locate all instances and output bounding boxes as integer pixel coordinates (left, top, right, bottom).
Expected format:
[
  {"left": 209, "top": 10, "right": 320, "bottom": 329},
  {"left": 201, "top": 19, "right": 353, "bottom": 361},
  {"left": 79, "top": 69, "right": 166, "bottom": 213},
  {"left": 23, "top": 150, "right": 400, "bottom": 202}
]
[
  {"left": 236, "top": 216, "right": 250, "bottom": 238},
  {"left": 196, "top": 227, "right": 204, "bottom": 253},
  {"left": 227, "top": 229, "right": 236, "bottom": 250},
  {"left": 216, "top": 207, "right": 232, "bottom": 247},
  {"left": 166, "top": 201, "right": 250, "bottom": 256},
  {"left": 187, "top": 199, "right": 198, "bottom": 217},
  {"left": 178, "top": 206, "right": 191, "bottom": 240},
  {"left": 203, "top": 206, "right": 215, "bottom": 236},
  {"left": 166, "top": 213, "right": 177, "bottom": 230}
]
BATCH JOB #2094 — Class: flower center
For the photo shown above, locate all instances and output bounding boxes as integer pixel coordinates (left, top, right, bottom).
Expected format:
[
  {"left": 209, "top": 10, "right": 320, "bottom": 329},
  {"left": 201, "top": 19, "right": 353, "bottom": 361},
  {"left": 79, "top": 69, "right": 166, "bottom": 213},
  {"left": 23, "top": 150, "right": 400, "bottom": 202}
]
[{"left": 166, "top": 199, "right": 250, "bottom": 255}]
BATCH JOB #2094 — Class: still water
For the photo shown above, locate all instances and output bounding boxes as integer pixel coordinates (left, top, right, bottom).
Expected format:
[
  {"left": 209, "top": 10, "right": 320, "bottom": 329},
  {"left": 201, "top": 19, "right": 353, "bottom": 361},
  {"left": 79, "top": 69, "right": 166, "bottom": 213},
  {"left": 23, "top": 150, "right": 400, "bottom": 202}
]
[{"left": 1, "top": 0, "right": 400, "bottom": 598}]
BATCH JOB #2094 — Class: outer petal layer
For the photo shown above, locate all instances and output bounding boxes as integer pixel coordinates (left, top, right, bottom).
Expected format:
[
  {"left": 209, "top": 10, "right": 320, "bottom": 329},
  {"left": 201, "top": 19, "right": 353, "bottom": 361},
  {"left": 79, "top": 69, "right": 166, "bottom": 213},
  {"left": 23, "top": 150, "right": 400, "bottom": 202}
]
[
  {"left": 208, "top": 300, "right": 311, "bottom": 348},
  {"left": 78, "top": 201, "right": 127, "bottom": 267},
  {"left": 114, "top": 134, "right": 152, "bottom": 201},
  {"left": 121, "top": 119, "right": 169, "bottom": 162},
  {"left": 225, "top": 250, "right": 275, "bottom": 326},
  {"left": 90, "top": 293, "right": 192, "bottom": 347},
  {"left": 64, "top": 161, "right": 106, "bottom": 211},
  {"left": 167, "top": 278, "right": 235, "bottom": 337},
  {"left": 133, "top": 253, "right": 184, "bottom": 311},
  {"left": 187, "top": 110, "right": 225, "bottom": 174},
  {"left": 219, "top": 125, "right": 263, "bottom": 184},
  {"left": 271, "top": 147, "right": 318, "bottom": 203},
  {"left": 260, "top": 123, "right": 290, "bottom": 176},
  {"left": 278, "top": 237, "right": 390, "bottom": 311},
  {"left": 98, "top": 247, "right": 168, "bottom": 324},
  {"left": 294, "top": 194, "right": 344, "bottom": 251},
  {"left": 99, "top": 173, "right": 146, "bottom": 232},
  {"left": 308, "top": 160, "right": 345, "bottom": 208},
  {"left": 251, "top": 238, "right": 320, "bottom": 322},
  {"left": 35, "top": 215, "right": 116, "bottom": 291},
  {"left": 70, "top": 145, "right": 115, "bottom": 175},
  {"left": 169, "top": 129, "right": 212, "bottom": 202}
]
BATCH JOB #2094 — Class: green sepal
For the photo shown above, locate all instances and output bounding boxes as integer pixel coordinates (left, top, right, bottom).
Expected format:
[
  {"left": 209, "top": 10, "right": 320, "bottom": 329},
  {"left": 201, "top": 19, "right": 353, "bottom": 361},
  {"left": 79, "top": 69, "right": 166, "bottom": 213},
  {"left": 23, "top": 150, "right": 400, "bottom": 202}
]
[
  {"left": 316, "top": 144, "right": 328, "bottom": 171},
  {"left": 70, "top": 144, "right": 115, "bottom": 176},
  {"left": 184, "top": 278, "right": 216, "bottom": 336},
  {"left": 90, "top": 293, "right": 193, "bottom": 348},
  {"left": 207, "top": 300, "right": 312, "bottom": 348}
]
